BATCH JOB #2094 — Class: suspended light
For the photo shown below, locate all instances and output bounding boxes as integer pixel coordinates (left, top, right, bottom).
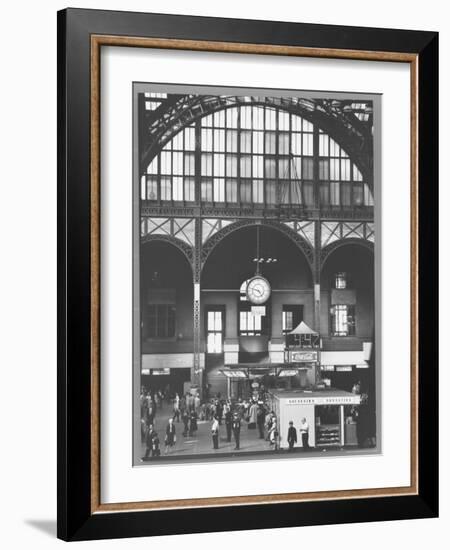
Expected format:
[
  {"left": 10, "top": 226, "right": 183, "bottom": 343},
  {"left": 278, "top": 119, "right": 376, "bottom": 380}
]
[{"left": 252, "top": 255, "right": 278, "bottom": 264}]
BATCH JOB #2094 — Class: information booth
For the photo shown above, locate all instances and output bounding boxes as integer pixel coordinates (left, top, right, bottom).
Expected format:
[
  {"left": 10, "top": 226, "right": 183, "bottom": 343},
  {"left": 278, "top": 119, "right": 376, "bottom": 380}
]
[
  {"left": 220, "top": 323, "right": 323, "bottom": 400},
  {"left": 267, "top": 388, "right": 361, "bottom": 449},
  {"left": 284, "top": 321, "right": 320, "bottom": 387}
]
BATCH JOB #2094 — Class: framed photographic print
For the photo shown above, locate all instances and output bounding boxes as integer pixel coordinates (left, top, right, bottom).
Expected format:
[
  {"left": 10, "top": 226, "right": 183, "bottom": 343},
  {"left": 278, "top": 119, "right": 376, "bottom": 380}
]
[{"left": 57, "top": 8, "right": 438, "bottom": 541}]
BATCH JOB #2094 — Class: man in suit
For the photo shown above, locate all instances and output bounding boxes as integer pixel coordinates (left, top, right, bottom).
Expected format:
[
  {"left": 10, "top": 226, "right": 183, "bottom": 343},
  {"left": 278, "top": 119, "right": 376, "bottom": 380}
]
[
  {"left": 164, "top": 417, "right": 176, "bottom": 455},
  {"left": 224, "top": 407, "right": 233, "bottom": 442},
  {"left": 287, "top": 420, "right": 297, "bottom": 451},
  {"left": 189, "top": 409, "right": 198, "bottom": 436},
  {"left": 144, "top": 424, "right": 158, "bottom": 459},
  {"left": 232, "top": 412, "right": 241, "bottom": 450},
  {"left": 181, "top": 409, "right": 189, "bottom": 437},
  {"left": 211, "top": 416, "right": 219, "bottom": 449},
  {"left": 256, "top": 403, "right": 265, "bottom": 439},
  {"left": 300, "top": 417, "right": 310, "bottom": 450}
]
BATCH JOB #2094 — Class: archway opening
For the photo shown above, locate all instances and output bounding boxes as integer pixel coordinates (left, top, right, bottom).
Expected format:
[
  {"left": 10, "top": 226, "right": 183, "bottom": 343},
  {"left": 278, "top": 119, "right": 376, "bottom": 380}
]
[
  {"left": 140, "top": 241, "right": 194, "bottom": 397},
  {"left": 320, "top": 243, "right": 375, "bottom": 391},
  {"left": 201, "top": 224, "right": 313, "bottom": 396}
]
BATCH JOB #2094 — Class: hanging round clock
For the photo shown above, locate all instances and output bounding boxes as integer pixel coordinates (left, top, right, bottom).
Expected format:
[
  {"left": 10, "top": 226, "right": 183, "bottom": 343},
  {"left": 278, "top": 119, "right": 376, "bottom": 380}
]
[{"left": 246, "top": 276, "right": 271, "bottom": 305}]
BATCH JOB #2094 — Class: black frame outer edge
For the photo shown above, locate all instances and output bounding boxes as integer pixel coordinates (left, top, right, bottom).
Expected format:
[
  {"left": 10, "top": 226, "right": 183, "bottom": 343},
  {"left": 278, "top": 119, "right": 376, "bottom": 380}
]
[
  {"left": 417, "top": 33, "right": 439, "bottom": 515},
  {"left": 56, "top": 8, "right": 67, "bottom": 542},
  {"left": 57, "top": 8, "right": 439, "bottom": 541}
]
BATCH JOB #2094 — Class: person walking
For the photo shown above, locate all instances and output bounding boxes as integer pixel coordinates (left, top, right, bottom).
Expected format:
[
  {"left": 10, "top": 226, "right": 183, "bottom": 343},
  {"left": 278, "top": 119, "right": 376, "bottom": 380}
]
[
  {"left": 265, "top": 410, "right": 273, "bottom": 441},
  {"left": 232, "top": 412, "right": 241, "bottom": 450},
  {"left": 256, "top": 403, "right": 265, "bottom": 439},
  {"left": 164, "top": 417, "right": 176, "bottom": 455},
  {"left": 269, "top": 416, "right": 278, "bottom": 448},
  {"left": 225, "top": 406, "right": 233, "bottom": 442},
  {"left": 173, "top": 393, "right": 180, "bottom": 422},
  {"left": 211, "top": 416, "right": 219, "bottom": 449},
  {"left": 194, "top": 394, "right": 201, "bottom": 415},
  {"left": 145, "top": 392, "right": 153, "bottom": 415},
  {"left": 179, "top": 394, "right": 186, "bottom": 415},
  {"left": 287, "top": 420, "right": 297, "bottom": 451},
  {"left": 147, "top": 402, "right": 155, "bottom": 427},
  {"left": 248, "top": 400, "right": 258, "bottom": 429},
  {"left": 140, "top": 391, "right": 148, "bottom": 423},
  {"left": 189, "top": 409, "right": 198, "bottom": 436},
  {"left": 216, "top": 399, "right": 223, "bottom": 425},
  {"left": 186, "top": 393, "right": 194, "bottom": 412},
  {"left": 300, "top": 417, "right": 310, "bottom": 450},
  {"left": 140, "top": 416, "right": 147, "bottom": 444},
  {"left": 182, "top": 409, "right": 189, "bottom": 437},
  {"left": 144, "top": 424, "right": 158, "bottom": 458},
  {"left": 150, "top": 431, "right": 161, "bottom": 457}
]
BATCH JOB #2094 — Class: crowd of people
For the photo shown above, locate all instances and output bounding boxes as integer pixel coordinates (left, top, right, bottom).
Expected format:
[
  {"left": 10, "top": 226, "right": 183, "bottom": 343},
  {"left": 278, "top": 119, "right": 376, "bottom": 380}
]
[
  {"left": 208, "top": 396, "right": 279, "bottom": 451},
  {"left": 140, "top": 387, "right": 282, "bottom": 458},
  {"left": 140, "top": 383, "right": 377, "bottom": 458}
]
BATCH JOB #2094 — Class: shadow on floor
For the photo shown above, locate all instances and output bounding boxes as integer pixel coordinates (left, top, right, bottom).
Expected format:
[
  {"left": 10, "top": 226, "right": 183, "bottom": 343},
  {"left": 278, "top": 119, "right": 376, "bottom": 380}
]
[{"left": 25, "top": 519, "right": 56, "bottom": 538}]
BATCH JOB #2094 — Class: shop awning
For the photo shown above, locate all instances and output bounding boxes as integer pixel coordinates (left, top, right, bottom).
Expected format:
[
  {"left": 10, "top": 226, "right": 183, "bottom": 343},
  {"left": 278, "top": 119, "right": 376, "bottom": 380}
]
[
  {"left": 220, "top": 363, "right": 308, "bottom": 378},
  {"left": 220, "top": 369, "right": 248, "bottom": 379},
  {"left": 320, "top": 351, "right": 368, "bottom": 368}
]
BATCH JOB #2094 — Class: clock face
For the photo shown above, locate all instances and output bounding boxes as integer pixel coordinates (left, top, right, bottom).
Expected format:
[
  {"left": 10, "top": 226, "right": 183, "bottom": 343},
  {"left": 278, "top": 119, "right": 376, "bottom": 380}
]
[{"left": 246, "top": 276, "right": 271, "bottom": 305}]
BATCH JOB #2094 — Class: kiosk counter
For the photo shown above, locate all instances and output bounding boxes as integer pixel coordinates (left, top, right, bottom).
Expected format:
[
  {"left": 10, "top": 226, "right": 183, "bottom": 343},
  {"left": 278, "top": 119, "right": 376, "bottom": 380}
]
[{"left": 267, "top": 388, "right": 361, "bottom": 449}]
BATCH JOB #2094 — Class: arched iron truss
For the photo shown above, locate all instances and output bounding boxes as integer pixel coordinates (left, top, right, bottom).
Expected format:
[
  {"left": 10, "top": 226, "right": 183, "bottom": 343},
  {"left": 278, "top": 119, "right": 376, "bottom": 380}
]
[
  {"left": 200, "top": 219, "right": 315, "bottom": 274},
  {"left": 140, "top": 95, "right": 373, "bottom": 185},
  {"left": 320, "top": 237, "right": 374, "bottom": 270},
  {"left": 141, "top": 233, "right": 194, "bottom": 268},
  {"left": 141, "top": 227, "right": 374, "bottom": 283}
]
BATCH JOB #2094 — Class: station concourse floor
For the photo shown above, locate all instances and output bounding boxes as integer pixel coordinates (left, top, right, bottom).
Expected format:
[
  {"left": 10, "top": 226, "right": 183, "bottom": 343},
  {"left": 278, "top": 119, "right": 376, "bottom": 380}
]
[
  {"left": 140, "top": 401, "right": 275, "bottom": 459},
  {"left": 139, "top": 401, "right": 368, "bottom": 462}
]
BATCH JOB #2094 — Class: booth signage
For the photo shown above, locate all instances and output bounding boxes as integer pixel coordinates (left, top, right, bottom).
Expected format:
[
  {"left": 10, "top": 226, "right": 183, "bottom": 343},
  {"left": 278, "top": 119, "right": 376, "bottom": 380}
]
[
  {"left": 286, "top": 396, "right": 361, "bottom": 405},
  {"left": 289, "top": 351, "right": 318, "bottom": 362}
]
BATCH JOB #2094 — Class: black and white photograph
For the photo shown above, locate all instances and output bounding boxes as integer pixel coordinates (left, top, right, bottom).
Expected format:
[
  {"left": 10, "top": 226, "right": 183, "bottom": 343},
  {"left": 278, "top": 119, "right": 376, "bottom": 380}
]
[
  {"left": 134, "top": 86, "right": 379, "bottom": 464},
  {"left": 0, "top": 0, "right": 442, "bottom": 546}
]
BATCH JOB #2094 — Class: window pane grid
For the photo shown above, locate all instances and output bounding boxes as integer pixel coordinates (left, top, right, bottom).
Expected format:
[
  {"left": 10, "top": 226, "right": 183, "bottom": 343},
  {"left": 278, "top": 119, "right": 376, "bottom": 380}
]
[
  {"left": 147, "top": 305, "right": 176, "bottom": 338},
  {"left": 239, "top": 311, "right": 263, "bottom": 335},
  {"left": 207, "top": 309, "right": 224, "bottom": 353},
  {"left": 331, "top": 305, "right": 355, "bottom": 336},
  {"left": 141, "top": 101, "right": 373, "bottom": 209},
  {"left": 318, "top": 133, "right": 373, "bottom": 208}
]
